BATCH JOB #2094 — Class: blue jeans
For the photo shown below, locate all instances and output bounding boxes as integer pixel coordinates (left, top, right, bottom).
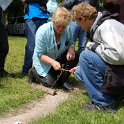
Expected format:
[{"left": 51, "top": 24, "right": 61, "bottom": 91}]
[
  {"left": 69, "top": 20, "right": 86, "bottom": 54},
  {"left": 75, "top": 50, "right": 115, "bottom": 106},
  {"left": 22, "top": 18, "right": 47, "bottom": 74}
]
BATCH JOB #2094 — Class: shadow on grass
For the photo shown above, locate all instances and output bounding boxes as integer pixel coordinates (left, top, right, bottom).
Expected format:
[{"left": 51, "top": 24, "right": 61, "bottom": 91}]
[
  {"left": 13, "top": 72, "right": 27, "bottom": 78},
  {"left": 68, "top": 75, "right": 85, "bottom": 90},
  {"left": 1, "top": 72, "right": 28, "bottom": 79},
  {"left": 115, "top": 96, "right": 124, "bottom": 110}
]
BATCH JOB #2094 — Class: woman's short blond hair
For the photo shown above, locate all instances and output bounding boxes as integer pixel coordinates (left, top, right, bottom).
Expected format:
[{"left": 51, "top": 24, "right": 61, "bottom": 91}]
[
  {"left": 52, "top": 7, "right": 72, "bottom": 26},
  {"left": 72, "top": 3, "right": 97, "bottom": 20}
]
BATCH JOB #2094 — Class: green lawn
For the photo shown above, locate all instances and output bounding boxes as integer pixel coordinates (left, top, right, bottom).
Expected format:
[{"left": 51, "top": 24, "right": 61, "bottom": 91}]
[
  {"left": 0, "top": 36, "right": 44, "bottom": 116},
  {"left": 1, "top": 36, "right": 124, "bottom": 124},
  {"left": 30, "top": 90, "right": 124, "bottom": 124}
]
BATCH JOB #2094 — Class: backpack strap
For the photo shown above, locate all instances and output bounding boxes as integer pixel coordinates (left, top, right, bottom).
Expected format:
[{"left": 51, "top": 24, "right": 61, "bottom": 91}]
[
  {"left": 86, "top": 11, "right": 119, "bottom": 52},
  {"left": 87, "top": 11, "right": 119, "bottom": 42}
]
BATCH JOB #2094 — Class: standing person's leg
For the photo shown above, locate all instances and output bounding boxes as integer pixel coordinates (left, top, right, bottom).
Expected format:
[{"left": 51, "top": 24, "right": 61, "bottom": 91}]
[
  {"left": 22, "top": 18, "right": 47, "bottom": 75},
  {"left": 0, "top": 7, "right": 2, "bottom": 22},
  {"left": 68, "top": 21, "right": 79, "bottom": 43},
  {"left": 22, "top": 19, "right": 36, "bottom": 75},
  {"left": 77, "top": 24, "right": 86, "bottom": 54},
  {"left": 75, "top": 50, "right": 116, "bottom": 111},
  {"left": 0, "top": 22, "right": 9, "bottom": 77},
  {"left": 35, "top": 18, "right": 47, "bottom": 31},
  {"left": 68, "top": 21, "right": 86, "bottom": 55}
]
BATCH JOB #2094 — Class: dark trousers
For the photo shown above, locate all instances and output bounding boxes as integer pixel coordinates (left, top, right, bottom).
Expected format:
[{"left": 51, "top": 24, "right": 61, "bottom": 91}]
[
  {"left": 30, "top": 50, "right": 78, "bottom": 87},
  {"left": 0, "top": 22, "right": 9, "bottom": 73}
]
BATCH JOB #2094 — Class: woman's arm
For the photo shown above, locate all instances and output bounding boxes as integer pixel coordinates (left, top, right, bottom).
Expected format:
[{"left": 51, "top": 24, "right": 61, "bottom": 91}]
[{"left": 39, "top": 55, "right": 61, "bottom": 71}]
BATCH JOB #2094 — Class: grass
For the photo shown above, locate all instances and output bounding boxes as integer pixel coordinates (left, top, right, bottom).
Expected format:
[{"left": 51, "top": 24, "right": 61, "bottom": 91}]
[
  {"left": 28, "top": 39, "right": 124, "bottom": 124},
  {"left": 1, "top": 36, "right": 124, "bottom": 124},
  {"left": 0, "top": 36, "right": 44, "bottom": 116},
  {"left": 30, "top": 90, "right": 124, "bottom": 124}
]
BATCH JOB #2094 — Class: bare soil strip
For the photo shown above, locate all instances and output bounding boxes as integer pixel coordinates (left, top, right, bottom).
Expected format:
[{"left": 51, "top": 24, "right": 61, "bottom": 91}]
[{"left": 0, "top": 89, "right": 69, "bottom": 124}]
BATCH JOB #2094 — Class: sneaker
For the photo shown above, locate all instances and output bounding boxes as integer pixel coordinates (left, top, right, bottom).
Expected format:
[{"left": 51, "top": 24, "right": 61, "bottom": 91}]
[
  {"left": 83, "top": 102, "right": 117, "bottom": 112},
  {"left": 21, "top": 68, "right": 29, "bottom": 77},
  {"left": 21, "top": 71, "right": 28, "bottom": 77},
  {"left": 0, "top": 70, "right": 15, "bottom": 78}
]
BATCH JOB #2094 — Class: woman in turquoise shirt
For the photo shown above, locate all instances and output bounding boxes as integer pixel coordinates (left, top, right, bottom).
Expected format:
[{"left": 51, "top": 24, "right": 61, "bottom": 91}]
[{"left": 28, "top": 7, "right": 78, "bottom": 91}]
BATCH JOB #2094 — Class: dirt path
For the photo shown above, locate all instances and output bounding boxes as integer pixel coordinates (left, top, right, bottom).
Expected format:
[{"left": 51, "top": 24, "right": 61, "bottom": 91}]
[{"left": 0, "top": 85, "right": 70, "bottom": 124}]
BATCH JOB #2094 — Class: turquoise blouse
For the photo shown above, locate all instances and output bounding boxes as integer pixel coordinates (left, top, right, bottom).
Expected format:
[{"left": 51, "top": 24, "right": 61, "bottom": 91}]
[{"left": 33, "top": 21, "right": 74, "bottom": 77}]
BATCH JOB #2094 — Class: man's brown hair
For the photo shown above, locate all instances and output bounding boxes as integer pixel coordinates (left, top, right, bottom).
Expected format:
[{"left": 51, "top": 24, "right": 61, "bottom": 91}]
[{"left": 72, "top": 2, "right": 97, "bottom": 20}]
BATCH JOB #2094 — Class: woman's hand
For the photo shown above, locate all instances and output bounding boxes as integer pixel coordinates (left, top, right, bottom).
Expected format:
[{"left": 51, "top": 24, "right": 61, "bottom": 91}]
[
  {"left": 66, "top": 45, "right": 75, "bottom": 61},
  {"left": 51, "top": 60, "right": 61, "bottom": 70}
]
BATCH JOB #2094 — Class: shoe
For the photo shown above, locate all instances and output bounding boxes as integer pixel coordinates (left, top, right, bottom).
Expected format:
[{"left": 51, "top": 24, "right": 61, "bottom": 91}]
[
  {"left": 83, "top": 102, "right": 117, "bottom": 112},
  {"left": 21, "top": 71, "right": 28, "bottom": 77},
  {"left": 62, "top": 82, "right": 74, "bottom": 91},
  {"left": 28, "top": 68, "right": 36, "bottom": 83},
  {"left": 0, "top": 70, "right": 15, "bottom": 77},
  {"left": 21, "top": 69, "right": 29, "bottom": 77}
]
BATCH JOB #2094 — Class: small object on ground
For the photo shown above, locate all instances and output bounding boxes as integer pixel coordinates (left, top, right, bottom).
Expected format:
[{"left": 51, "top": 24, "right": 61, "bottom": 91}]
[
  {"left": 31, "top": 84, "right": 57, "bottom": 96},
  {"left": 14, "top": 121, "right": 22, "bottom": 124},
  {"left": 43, "top": 87, "right": 57, "bottom": 96}
]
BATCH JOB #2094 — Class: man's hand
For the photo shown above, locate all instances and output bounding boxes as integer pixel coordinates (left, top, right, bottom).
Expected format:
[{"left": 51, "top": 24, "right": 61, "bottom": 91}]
[{"left": 69, "top": 66, "right": 79, "bottom": 74}]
